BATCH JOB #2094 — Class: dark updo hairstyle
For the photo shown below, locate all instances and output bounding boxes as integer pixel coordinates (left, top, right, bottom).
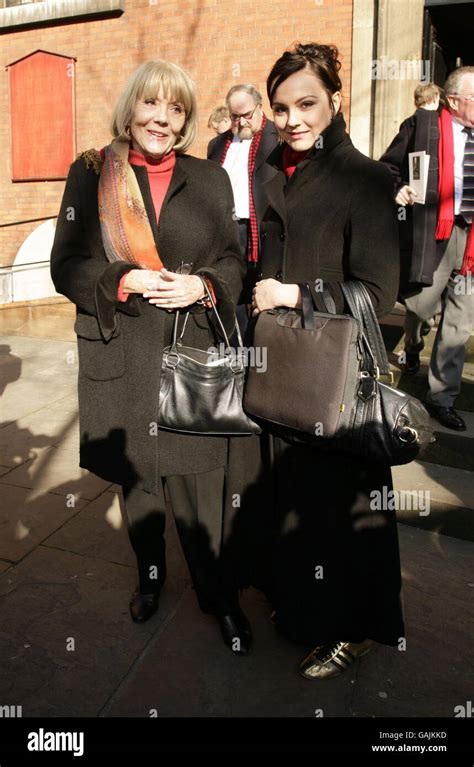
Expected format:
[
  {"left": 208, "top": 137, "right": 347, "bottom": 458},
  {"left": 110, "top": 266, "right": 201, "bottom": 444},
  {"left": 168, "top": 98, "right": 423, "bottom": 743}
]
[{"left": 267, "top": 42, "right": 342, "bottom": 119}]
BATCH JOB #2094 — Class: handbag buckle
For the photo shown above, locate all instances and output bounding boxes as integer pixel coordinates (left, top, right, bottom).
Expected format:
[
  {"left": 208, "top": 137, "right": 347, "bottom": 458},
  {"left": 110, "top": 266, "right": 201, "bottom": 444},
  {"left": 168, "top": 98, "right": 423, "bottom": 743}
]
[
  {"left": 165, "top": 350, "right": 180, "bottom": 369},
  {"left": 374, "top": 366, "right": 394, "bottom": 384},
  {"left": 398, "top": 426, "right": 419, "bottom": 444},
  {"left": 230, "top": 358, "right": 244, "bottom": 374}
]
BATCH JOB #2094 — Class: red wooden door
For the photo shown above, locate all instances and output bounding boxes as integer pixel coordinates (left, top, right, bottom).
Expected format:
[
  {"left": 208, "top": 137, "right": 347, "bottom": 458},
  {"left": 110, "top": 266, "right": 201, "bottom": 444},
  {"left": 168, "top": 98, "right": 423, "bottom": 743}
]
[{"left": 9, "top": 50, "right": 75, "bottom": 181}]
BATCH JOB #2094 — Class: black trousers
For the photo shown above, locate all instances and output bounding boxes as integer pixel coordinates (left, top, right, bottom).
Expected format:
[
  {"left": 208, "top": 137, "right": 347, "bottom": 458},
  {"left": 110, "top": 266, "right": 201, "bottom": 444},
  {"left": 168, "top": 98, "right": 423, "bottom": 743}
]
[{"left": 122, "top": 468, "right": 239, "bottom": 615}]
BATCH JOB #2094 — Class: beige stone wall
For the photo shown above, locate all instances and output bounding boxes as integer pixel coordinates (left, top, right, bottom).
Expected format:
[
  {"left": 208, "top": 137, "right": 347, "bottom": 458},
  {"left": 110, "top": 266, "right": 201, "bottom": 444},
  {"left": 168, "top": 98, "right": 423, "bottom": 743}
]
[
  {"left": 372, "top": 0, "right": 425, "bottom": 159},
  {"left": 350, "top": 0, "right": 376, "bottom": 156},
  {"left": 351, "top": 0, "right": 425, "bottom": 159}
]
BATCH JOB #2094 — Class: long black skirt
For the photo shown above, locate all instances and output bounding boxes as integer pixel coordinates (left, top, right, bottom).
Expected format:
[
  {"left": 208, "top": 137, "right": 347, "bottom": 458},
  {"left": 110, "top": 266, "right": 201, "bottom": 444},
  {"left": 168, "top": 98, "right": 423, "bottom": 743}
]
[{"left": 224, "top": 434, "right": 405, "bottom": 649}]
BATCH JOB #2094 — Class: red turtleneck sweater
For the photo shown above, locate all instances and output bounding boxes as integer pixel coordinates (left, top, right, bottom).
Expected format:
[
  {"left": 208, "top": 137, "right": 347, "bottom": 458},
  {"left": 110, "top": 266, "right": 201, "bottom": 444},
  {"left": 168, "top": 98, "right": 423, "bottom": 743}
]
[
  {"left": 128, "top": 147, "right": 176, "bottom": 219},
  {"left": 282, "top": 144, "right": 309, "bottom": 178}
]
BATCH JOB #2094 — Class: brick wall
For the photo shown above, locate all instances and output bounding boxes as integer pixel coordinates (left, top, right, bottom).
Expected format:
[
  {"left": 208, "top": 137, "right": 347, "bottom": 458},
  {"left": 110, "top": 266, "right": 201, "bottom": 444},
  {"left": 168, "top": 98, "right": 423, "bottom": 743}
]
[{"left": 0, "top": 0, "right": 353, "bottom": 269}]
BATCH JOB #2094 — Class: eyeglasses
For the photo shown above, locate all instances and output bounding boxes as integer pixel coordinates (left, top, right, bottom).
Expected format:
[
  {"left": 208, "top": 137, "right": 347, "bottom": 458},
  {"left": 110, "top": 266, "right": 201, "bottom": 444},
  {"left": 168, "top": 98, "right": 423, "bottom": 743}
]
[
  {"left": 229, "top": 104, "right": 260, "bottom": 122},
  {"left": 451, "top": 93, "right": 474, "bottom": 102}
]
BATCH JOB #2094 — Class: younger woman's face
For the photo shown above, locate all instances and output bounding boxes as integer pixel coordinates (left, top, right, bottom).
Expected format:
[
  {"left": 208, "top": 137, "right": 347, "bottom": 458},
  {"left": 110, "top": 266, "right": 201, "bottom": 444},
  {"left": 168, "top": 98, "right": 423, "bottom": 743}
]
[{"left": 271, "top": 67, "right": 341, "bottom": 152}]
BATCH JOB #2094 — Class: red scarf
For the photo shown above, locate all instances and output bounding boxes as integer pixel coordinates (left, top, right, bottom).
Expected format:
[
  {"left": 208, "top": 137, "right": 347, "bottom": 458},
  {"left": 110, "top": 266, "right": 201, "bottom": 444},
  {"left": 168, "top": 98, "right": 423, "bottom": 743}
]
[
  {"left": 436, "top": 108, "right": 474, "bottom": 277},
  {"left": 282, "top": 144, "right": 309, "bottom": 178},
  {"left": 220, "top": 114, "right": 267, "bottom": 263}
]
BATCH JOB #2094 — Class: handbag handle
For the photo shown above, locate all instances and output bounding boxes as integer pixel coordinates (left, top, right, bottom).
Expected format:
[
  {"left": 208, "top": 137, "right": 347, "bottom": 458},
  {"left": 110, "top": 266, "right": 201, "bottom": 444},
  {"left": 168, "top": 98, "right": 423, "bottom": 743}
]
[
  {"left": 299, "top": 283, "right": 337, "bottom": 323},
  {"left": 299, "top": 284, "right": 316, "bottom": 329},
  {"left": 299, "top": 281, "right": 392, "bottom": 381},
  {"left": 169, "top": 277, "right": 234, "bottom": 352}
]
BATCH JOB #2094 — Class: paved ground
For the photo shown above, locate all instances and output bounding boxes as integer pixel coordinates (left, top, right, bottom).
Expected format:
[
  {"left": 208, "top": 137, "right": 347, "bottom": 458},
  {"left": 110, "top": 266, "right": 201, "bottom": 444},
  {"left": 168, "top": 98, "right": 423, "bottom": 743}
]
[{"left": 0, "top": 301, "right": 473, "bottom": 718}]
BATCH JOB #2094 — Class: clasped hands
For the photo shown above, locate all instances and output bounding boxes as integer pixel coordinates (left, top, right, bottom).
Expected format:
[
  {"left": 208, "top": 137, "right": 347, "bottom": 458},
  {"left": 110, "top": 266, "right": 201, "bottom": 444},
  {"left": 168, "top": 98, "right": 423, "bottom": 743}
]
[{"left": 123, "top": 268, "right": 205, "bottom": 310}]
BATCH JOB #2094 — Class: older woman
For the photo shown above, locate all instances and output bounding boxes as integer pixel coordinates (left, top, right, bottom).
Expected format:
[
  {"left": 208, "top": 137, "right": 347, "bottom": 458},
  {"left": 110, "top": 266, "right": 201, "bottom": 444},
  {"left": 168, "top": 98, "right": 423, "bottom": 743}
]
[
  {"left": 250, "top": 43, "right": 405, "bottom": 678},
  {"left": 51, "top": 61, "right": 252, "bottom": 654}
]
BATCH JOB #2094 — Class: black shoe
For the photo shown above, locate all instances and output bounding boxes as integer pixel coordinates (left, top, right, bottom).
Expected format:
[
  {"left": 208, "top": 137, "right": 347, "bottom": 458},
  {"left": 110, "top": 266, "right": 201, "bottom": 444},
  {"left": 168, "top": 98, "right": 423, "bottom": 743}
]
[
  {"left": 425, "top": 403, "right": 466, "bottom": 431},
  {"left": 216, "top": 607, "right": 252, "bottom": 655},
  {"left": 402, "top": 351, "right": 420, "bottom": 375},
  {"left": 129, "top": 591, "right": 159, "bottom": 623}
]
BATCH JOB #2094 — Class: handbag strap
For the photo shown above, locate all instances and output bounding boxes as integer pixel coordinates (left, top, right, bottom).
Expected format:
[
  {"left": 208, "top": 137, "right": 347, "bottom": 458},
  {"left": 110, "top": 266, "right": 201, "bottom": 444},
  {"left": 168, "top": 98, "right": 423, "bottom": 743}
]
[
  {"left": 170, "top": 277, "right": 234, "bottom": 352},
  {"left": 340, "top": 282, "right": 393, "bottom": 380},
  {"left": 299, "top": 284, "right": 316, "bottom": 329},
  {"left": 300, "top": 281, "right": 392, "bottom": 382},
  {"left": 300, "top": 282, "right": 338, "bottom": 318}
]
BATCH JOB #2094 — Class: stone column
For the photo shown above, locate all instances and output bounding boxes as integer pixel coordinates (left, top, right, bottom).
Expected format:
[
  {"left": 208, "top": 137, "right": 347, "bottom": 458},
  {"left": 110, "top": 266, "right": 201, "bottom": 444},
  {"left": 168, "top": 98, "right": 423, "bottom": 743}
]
[
  {"left": 372, "top": 0, "right": 425, "bottom": 159},
  {"left": 350, "top": 0, "right": 377, "bottom": 157}
]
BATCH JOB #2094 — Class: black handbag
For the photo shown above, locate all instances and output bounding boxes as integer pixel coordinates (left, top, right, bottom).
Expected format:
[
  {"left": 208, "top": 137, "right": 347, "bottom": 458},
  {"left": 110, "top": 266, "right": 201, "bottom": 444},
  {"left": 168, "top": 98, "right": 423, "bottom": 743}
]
[
  {"left": 159, "top": 280, "right": 261, "bottom": 436},
  {"left": 243, "top": 281, "right": 433, "bottom": 465}
]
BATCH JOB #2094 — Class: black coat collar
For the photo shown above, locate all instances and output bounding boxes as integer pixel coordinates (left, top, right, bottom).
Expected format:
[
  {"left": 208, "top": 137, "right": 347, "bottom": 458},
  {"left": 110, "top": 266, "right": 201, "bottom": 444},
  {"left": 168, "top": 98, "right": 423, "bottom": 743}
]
[{"left": 263, "top": 113, "right": 351, "bottom": 224}]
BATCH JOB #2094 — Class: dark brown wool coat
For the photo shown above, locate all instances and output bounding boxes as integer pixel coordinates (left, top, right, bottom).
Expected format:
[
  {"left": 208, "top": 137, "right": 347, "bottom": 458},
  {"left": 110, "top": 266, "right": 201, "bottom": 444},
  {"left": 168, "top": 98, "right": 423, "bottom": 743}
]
[{"left": 51, "top": 153, "right": 245, "bottom": 495}]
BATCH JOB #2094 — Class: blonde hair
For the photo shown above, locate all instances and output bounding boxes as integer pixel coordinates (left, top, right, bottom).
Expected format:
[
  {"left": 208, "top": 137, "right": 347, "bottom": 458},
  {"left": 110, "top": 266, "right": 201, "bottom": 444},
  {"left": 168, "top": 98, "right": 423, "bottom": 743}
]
[
  {"left": 111, "top": 60, "right": 198, "bottom": 153},
  {"left": 207, "top": 105, "right": 230, "bottom": 128},
  {"left": 414, "top": 82, "right": 442, "bottom": 107}
]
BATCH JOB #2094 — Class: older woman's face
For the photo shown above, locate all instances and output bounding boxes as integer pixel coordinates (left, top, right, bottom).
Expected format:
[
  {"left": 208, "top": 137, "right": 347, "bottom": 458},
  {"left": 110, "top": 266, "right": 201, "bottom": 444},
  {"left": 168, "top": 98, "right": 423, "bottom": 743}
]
[
  {"left": 271, "top": 68, "right": 341, "bottom": 152},
  {"left": 130, "top": 85, "right": 186, "bottom": 157}
]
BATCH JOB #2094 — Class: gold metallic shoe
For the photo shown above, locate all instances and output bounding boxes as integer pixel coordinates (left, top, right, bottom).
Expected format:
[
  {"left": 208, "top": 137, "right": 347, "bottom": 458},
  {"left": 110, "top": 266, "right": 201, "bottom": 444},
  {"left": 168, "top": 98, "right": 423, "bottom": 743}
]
[{"left": 298, "top": 639, "right": 373, "bottom": 680}]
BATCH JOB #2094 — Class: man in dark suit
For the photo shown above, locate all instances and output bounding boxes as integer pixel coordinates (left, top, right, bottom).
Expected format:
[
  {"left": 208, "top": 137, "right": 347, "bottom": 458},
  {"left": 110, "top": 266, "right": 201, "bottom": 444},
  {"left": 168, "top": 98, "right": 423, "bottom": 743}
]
[
  {"left": 208, "top": 85, "right": 278, "bottom": 314},
  {"left": 380, "top": 67, "right": 474, "bottom": 431}
]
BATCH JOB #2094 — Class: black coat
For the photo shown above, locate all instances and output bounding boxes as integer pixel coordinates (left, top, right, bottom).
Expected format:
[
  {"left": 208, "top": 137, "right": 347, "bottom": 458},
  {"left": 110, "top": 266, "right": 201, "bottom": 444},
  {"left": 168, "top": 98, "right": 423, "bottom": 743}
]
[
  {"left": 237, "top": 114, "right": 405, "bottom": 646},
  {"left": 207, "top": 118, "right": 279, "bottom": 238},
  {"left": 51, "top": 152, "right": 244, "bottom": 495},
  {"left": 379, "top": 108, "right": 446, "bottom": 295},
  {"left": 259, "top": 112, "right": 399, "bottom": 318}
]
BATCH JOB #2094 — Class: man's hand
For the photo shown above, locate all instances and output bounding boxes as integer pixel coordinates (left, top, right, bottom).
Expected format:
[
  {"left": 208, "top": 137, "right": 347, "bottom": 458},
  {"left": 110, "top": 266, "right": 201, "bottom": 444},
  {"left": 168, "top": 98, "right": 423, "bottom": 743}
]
[{"left": 395, "top": 185, "right": 418, "bottom": 206}]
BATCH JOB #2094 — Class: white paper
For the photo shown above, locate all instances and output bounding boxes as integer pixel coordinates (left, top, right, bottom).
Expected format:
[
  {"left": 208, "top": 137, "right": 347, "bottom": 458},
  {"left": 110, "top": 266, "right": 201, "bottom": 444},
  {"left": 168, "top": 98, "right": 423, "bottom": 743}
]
[{"left": 409, "top": 151, "right": 430, "bottom": 205}]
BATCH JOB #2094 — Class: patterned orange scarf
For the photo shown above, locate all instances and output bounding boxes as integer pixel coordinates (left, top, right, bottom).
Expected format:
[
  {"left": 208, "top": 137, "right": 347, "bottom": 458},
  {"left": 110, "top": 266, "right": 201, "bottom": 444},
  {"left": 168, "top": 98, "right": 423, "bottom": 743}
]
[{"left": 98, "top": 139, "right": 164, "bottom": 270}]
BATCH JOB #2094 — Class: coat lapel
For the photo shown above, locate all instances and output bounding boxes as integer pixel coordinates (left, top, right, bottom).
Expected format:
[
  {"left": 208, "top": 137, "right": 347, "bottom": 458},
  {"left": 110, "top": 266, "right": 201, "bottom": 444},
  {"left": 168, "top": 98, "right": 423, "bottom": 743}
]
[
  {"left": 254, "top": 120, "right": 278, "bottom": 173},
  {"left": 132, "top": 165, "right": 158, "bottom": 240},
  {"left": 131, "top": 159, "right": 188, "bottom": 255},
  {"left": 162, "top": 160, "right": 188, "bottom": 209},
  {"left": 263, "top": 170, "right": 288, "bottom": 227}
]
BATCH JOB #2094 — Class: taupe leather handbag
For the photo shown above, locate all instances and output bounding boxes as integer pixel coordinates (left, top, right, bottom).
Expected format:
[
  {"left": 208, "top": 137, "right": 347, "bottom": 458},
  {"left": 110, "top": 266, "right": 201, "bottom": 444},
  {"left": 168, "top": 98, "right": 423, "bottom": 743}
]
[{"left": 243, "top": 281, "right": 433, "bottom": 465}]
